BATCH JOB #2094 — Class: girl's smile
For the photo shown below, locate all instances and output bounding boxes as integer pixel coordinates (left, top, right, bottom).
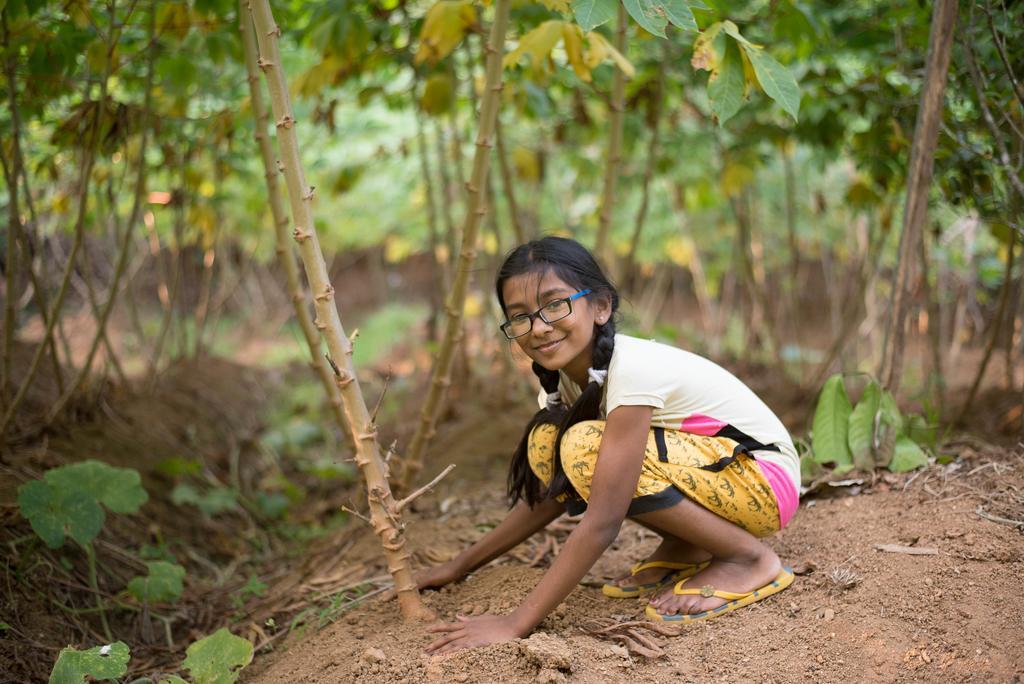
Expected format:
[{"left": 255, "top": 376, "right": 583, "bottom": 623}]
[{"left": 501, "top": 270, "right": 610, "bottom": 386}]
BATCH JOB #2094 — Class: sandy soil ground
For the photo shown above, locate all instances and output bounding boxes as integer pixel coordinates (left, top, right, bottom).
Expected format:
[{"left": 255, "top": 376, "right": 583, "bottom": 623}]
[{"left": 245, "top": 401, "right": 1024, "bottom": 684}]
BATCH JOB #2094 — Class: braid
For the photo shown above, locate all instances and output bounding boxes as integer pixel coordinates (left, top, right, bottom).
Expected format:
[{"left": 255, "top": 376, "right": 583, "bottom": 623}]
[
  {"left": 545, "top": 321, "right": 617, "bottom": 501},
  {"left": 506, "top": 361, "right": 569, "bottom": 507},
  {"left": 533, "top": 361, "right": 561, "bottom": 396},
  {"left": 590, "top": 321, "right": 616, "bottom": 371}
]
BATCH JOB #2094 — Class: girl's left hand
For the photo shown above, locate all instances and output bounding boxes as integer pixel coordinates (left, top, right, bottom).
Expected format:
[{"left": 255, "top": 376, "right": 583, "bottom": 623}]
[{"left": 424, "top": 613, "right": 524, "bottom": 655}]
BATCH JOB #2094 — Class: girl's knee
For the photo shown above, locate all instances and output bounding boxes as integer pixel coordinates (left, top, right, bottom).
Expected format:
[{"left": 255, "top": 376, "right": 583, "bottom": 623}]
[
  {"left": 527, "top": 423, "right": 559, "bottom": 485},
  {"left": 559, "top": 420, "right": 605, "bottom": 454},
  {"left": 558, "top": 421, "right": 604, "bottom": 496}
]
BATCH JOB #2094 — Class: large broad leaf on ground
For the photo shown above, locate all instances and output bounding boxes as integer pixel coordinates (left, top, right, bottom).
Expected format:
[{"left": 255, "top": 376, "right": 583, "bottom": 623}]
[
  {"left": 888, "top": 435, "right": 928, "bottom": 472},
  {"left": 183, "top": 628, "right": 254, "bottom": 684},
  {"left": 128, "top": 561, "right": 186, "bottom": 603},
  {"left": 847, "top": 380, "right": 881, "bottom": 471},
  {"left": 811, "top": 374, "right": 853, "bottom": 467},
  {"left": 49, "top": 642, "right": 130, "bottom": 684},
  {"left": 874, "top": 389, "right": 903, "bottom": 467},
  {"left": 17, "top": 480, "right": 105, "bottom": 549},
  {"left": 45, "top": 460, "right": 148, "bottom": 513}
]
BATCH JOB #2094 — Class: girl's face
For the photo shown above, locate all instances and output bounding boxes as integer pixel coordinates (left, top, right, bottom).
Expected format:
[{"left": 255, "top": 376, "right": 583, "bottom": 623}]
[{"left": 501, "top": 270, "right": 611, "bottom": 386}]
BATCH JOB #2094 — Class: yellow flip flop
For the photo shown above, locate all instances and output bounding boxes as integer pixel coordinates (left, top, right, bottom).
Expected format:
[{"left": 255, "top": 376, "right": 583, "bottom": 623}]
[
  {"left": 645, "top": 567, "right": 795, "bottom": 622},
  {"left": 601, "top": 560, "right": 710, "bottom": 598}
]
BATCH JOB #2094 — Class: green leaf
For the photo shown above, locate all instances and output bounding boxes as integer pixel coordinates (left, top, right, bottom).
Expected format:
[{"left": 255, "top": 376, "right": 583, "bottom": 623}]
[
  {"left": 128, "top": 561, "right": 186, "bottom": 603},
  {"left": 45, "top": 460, "right": 148, "bottom": 514},
  {"left": 720, "top": 20, "right": 752, "bottom": 46},
  {"left": 18, "top": 480, "right": 105, "bottom": 549},
  {"left": 571, "top": 0, "right": 617, "bottom": 32},
  {"left": 49, "top": 642, "right": 130, "bottom": 684},
  {"left": 708, "top": 37, "right": 744, "bottom": 124},
  {"left": 622, "top": 0, "right": 667, "bottom": 37},
  {"left": 739, "top": 43, "right": 800, "bottom": 120},
  {"left": 811, "top": 374, "right": 853, "bottom": 467},
  {"left": 799, "top": 451, "right": 823, "bottom": 486},
  {"left": 158, "top": 677, "right": 188, "bottom": 684},
  {"left": 171, "top": 484, "right": 238, "bottom": 517},
  {"left": 662, "top": 0, "right": 698, "bottom": 32},
  {"left": 847, "top": 380, "right": 881, "bottom": 472},
  {"left": 0, "top": 621, "right": 11, "bottom": 630},
  {"left": 889, "top": 435, "right": 928, "bottom": 472},
  {"left": 183, "top": 628, "right": 254, "bottom": 684}
]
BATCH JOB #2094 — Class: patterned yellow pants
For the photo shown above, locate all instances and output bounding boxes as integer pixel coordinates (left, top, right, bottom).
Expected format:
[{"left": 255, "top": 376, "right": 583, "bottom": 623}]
[{"left": 528, "top": 421, "right": 780, "bottom": 537}]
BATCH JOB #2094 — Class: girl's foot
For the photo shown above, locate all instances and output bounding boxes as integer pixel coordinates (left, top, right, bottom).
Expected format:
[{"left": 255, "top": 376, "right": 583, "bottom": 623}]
[
  {"left": 648, "top": 545, "right": 781, "bottom": 616},
  {"left": 609, "top": 536, "right": 712, "bottom": 590}
]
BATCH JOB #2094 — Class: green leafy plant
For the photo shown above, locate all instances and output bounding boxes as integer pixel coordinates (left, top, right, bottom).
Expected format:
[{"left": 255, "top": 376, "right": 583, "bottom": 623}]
[
  {"left": 18, "top": 461, "right": 149, "bottom": 638},
  {"left": 808, "top": 374, "right": 930, "bottom": 479},
  {"left": 49, "top": 641, "right": 130, "bottom": 684},
  {"left": 46, "top": 630, "right": 255, "bottom": 684},
  {"left": 182, "top": 628, "right": 255, "bottom": 684},
  {"left": 127, "top": 561, "right": 186, "bottom": 604},
  {"left": 171, "top": 483, "right": 239, "bottom": 517}
]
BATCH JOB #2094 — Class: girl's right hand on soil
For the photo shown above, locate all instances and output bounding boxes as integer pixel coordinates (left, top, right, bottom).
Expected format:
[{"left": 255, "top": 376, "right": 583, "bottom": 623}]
[{"left": 416, "top": 561, "right": 465, "bottom": 591}]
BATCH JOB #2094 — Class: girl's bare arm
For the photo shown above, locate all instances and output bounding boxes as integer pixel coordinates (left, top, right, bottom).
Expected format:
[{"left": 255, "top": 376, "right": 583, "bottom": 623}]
[
  {"left": 507, "top": 405, "right": 652, "bottom": 632},
  {"left": 419, "top": 496, "right": 564, "bottom": 589},
  {"left": 426, "top": 405, "right": 652, "bottom": 652}
]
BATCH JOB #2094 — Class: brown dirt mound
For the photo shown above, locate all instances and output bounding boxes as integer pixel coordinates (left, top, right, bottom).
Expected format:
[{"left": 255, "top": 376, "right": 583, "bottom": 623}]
[{"left": 246, "top": 416, "right": 1024, "bottom": 683}]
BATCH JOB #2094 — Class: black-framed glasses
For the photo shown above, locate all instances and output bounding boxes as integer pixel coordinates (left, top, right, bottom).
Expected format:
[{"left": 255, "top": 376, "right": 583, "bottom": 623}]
[{"left": 500, "top": 289, "right": 592, "bottom": 339}]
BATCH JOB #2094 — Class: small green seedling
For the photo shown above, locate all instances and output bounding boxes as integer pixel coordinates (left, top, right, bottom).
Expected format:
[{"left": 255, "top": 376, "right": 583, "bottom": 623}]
[
  {"left": 809, "top": 374, "right": 929, "bottom": 478},
  {"left": 171, "top": 483, "right": 239, "bottom": 517},
  {"left": 182, "top": 628, "right": 254, "bottom": 684},
  {"left": 49, "top": 641, "right": 130, "bottom": 684},
  {"left": 128, "top": 561, "right": 186, "bottom": 604}
]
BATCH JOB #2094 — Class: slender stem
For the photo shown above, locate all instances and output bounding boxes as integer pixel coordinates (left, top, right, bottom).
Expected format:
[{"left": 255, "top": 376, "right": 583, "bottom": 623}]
[
  {"left": 248, "top": 0, "right": 432, "bottom": 620},
  {"left": 0, "top": 0, "right": 115, "bottom": 438},
  {"left": 955, "top": 230, "right": 1017, "bottom": 423},
  {"left": 83, "top": 543, "right": 112, "bottom": 641},
  {"left": 494, "top": 112, "right": 524, "bottom": 244},
  {"left": 880, "top": 0, "right": 957, "bottom": 394},
  {"left": 594, "top": 3, "right": 628, "bottom": 262},
  {"left": 411, "top": 74, "right": 444, "bottom": 342},
  {"left": 400, "top": 0, "right": 513, "bottom": 490},
  {"left": 239, "top": 0, "right": 353, "bottom": 448},
  {"left": 625, "top": 43, "right": 666, "bottom": 285}
]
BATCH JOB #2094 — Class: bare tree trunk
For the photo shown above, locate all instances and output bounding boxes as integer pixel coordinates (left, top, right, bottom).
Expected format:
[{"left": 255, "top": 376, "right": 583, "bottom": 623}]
[
  {"left": 594, "top": 3, "right": 628, "bottom": 262},
  {"left": 879, "top": 0, "right": 957, "bottom": 395},
  {"left": 956, "top": 231, "right": 1016, "bottom": 423},
  {"left": 494, "top": 115, "right": 524, "bottom": 244},
  {"left": 921, "top": 228, "right": 945, "bottom": 414},
  {"left": 0, "top": 0, "right": 115, "bottom": 437},
  {"left": 146, "top": 178, "right": 185, "bottom": 387},
  {"left": 412, "top": 78, "right": 443, "bottom": 342},
  {"left": 240, "top": 2, "right": 354, "bottom": 449},
  {"left": 625, "top": 45, "right": 666, "bottom": 287},
  {"left": 248, "top": 0, "right": 436, "bottom": 621},
  {"left": 434, "top": 120, "right": 457, "bottom": 288},
  {"left": 400, "top": 0, "right": 513, "bottom": 489}
]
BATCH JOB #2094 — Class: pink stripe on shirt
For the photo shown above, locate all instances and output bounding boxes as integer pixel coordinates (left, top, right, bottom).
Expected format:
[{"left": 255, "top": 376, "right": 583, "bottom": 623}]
[
  {"left": 679, "top": 413, "right": 728, "bottom": 436},
  {"left": 754, "top": 458, "right": 798, "bottom": 528}
]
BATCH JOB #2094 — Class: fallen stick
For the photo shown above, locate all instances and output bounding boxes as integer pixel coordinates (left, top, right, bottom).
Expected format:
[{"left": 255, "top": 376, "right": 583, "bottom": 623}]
[
  {"left": 873, "top": 544, "right": 939, "bottom": 555},
  {"left": 975, "top": 505, "right": 1024, "bottom": 529}
]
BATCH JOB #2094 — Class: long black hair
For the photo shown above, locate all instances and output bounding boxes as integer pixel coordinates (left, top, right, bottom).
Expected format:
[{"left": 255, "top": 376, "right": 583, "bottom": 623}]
[{"left": 495, "top": 237, "right": 619, "bottom": 507}]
